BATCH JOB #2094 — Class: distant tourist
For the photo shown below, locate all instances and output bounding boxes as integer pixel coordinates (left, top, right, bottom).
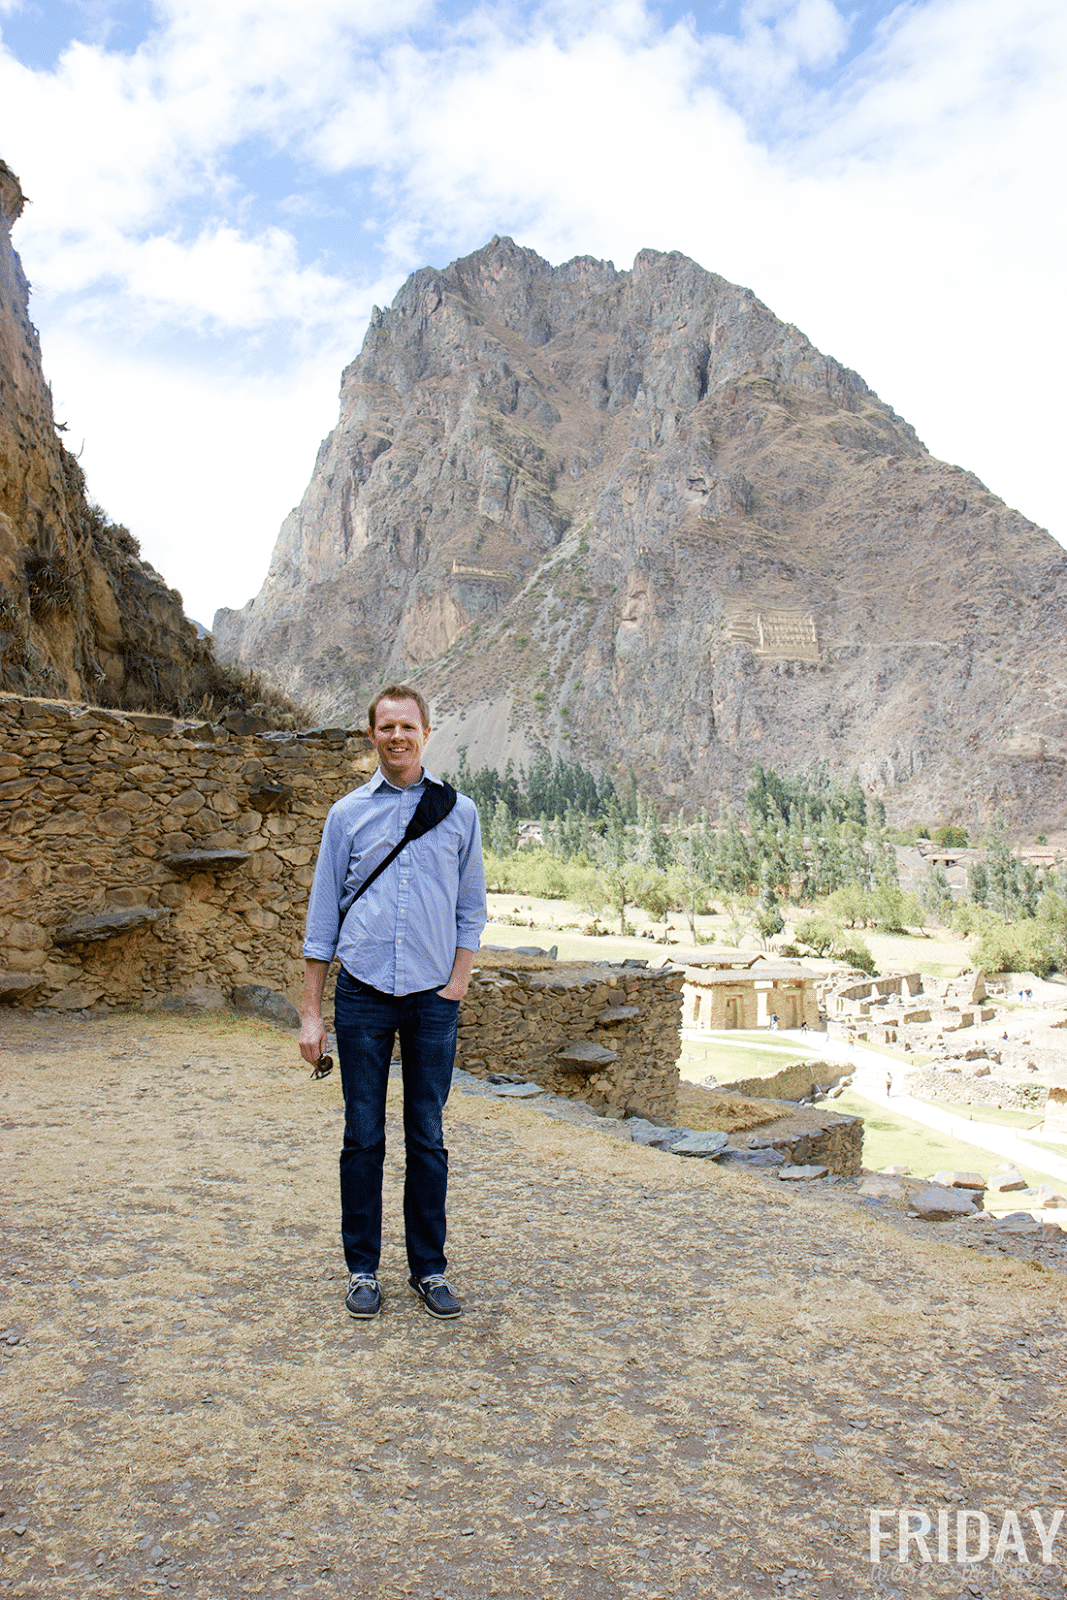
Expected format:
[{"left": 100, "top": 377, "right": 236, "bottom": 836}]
[
  {"left": 769, "top": 1013, "right": 779, "bottom": 1031},
  {"left": 300, "top": 684, "right": 487, "bottom": 1322}
]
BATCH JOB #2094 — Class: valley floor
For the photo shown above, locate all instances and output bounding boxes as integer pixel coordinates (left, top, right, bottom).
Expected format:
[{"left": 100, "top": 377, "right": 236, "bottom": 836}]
[{"left": 2, "top": 1010, "right": 1065, "bottom": 1599}]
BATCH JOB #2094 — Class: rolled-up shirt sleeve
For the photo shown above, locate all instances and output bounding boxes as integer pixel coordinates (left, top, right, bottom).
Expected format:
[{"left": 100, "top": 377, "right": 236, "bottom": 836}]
[
  {"left": 302, "top": 804, "right": 347, "bottom": 961},
  {"left": 454, "top": 802, "right": 488, "bottom": 953}
]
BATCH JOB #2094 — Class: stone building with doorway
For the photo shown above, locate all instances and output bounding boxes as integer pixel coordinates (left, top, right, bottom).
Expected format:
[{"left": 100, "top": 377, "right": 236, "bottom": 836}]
[{"left": 683, "top": 958, "right": 821, "bottom": 1032}]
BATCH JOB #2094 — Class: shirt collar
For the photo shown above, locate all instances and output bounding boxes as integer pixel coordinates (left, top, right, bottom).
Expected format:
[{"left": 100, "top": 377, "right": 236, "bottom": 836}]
[{"left": 368, "top": 766, "right": 442, "bottom": 794}]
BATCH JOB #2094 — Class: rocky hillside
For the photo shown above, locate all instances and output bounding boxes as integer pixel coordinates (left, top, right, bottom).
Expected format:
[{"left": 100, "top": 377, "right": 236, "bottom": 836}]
[
  {"left": 0, "top": 159, "right": 276, "bottom": 718},
  {"left": 213, "top": 237, "right": 1067, "bottom": 829}
]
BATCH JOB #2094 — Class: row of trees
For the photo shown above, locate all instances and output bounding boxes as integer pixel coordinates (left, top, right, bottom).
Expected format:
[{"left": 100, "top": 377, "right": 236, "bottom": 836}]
[
  {"left": 447, "top": 748, "right": 1066, "bottom": 975},
  {"left": 448, "top": 748, "right": 625, "bottom": 829}
]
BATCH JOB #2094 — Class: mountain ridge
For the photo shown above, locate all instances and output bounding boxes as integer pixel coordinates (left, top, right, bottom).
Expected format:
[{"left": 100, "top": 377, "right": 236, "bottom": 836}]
[{"left": 213, "top": 236, "right": 1067, "bottom": 828}]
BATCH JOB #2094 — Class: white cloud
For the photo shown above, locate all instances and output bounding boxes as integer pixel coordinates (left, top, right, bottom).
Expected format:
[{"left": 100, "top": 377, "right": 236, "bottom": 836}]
[
  {"left": 1, "top": 0, "right": 1064, "bottom": 632},
  {"left": 45, "top": 328, "right": 360, "bottom": 626}
]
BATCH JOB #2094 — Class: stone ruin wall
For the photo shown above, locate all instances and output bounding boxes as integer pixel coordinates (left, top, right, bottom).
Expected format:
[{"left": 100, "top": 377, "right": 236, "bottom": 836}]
[
  {"left": 458, "top": 963, "right": 684, "bottom": 1123},
  {"left": 901, "top": 1067, "right": 1049, "bottom": 1114},
  {"left": 0, "top": 693, "right": 377, "bottom": 1013},
  {"left": 0, "top": 693, "right": 684, "bottom": 1122}
]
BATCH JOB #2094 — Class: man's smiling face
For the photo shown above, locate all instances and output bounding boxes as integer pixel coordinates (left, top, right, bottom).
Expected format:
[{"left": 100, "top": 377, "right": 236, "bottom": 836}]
[{"left": 369, "top": 696, "right": 430, "bottom": 788}]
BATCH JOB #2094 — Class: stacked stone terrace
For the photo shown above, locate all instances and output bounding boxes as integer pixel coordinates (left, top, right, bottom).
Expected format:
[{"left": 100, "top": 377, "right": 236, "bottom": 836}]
[
  {"left": 457, "top": 957, "right": 684, "bottom": 1123},
  {"left": 0, "top": 694, "right": 686, "bottom": 1123},
  {"left": 0, "top": 693, "right": 376, "bottom": 1012}
]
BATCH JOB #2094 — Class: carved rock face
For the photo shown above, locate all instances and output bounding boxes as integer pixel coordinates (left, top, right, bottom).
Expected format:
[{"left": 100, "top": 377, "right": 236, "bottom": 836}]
[{"left": 213, "top": 237, "right": 1067, "bottom": 828}]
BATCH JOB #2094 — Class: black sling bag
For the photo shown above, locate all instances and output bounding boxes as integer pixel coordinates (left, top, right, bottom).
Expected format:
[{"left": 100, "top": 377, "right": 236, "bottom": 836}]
[{"left": 347, "top": 780, "right": 458, "bottom": 909}]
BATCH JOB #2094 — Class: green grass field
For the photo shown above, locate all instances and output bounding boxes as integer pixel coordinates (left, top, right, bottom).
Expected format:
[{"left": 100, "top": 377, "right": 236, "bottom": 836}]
[
  {"left": 677, "top": 1036, "right": 816, "bottom": 1084},
  {"left": 831, "top": 1089, "right": 1052, "bottom": 1188},
  {"left": 910, "top": 1098, "right": 1044, "bottom": 1130}
]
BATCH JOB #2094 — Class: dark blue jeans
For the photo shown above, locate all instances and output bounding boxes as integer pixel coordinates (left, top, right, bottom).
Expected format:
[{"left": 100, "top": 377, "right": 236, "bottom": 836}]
[{"left": 333, "top": 968, "right": 459, "bottom": 1280}]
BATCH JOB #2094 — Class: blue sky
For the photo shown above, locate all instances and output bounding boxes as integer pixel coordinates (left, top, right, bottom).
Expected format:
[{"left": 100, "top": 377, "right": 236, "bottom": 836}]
[{"left": 1, "top": 0, "right": 1064, "bottom": 626}]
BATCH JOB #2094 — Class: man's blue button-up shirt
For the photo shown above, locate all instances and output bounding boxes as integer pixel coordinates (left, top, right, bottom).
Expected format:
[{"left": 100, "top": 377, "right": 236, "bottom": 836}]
[{"left": 302, "top": 767, "right": 487, "bottom": 995}]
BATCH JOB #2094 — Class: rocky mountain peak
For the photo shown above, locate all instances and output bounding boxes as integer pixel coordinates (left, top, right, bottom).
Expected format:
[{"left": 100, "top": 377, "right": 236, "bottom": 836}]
[{"left": 213, "top": 238, "right": 1067, "bottom": 828}]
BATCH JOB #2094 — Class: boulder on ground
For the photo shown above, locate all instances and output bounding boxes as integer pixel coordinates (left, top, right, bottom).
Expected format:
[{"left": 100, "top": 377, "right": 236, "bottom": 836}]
[
  {"left": 986, "top": 1170, "right": 1026, "bottom": 1193},
  {"left": 857, "top": 1176, "right": 905, "bottom": 1199},
  {"left": 669, "top": 1130, "right": 729, "bottom": 1158},
  {"left": 156, "top": 985, "right": 229, "bottom": 1015},
  {"left": 907, "top": 1184, "right": 979, "bottom": 1220},
  {"left": 230, "top": 985, "right": 300, "bottom": 1028},
  {"left": 931, "top": 1170, "right": 986, "bottom": 1190},
  {"left": 778, "top": 1164, "right": 829, "bottom": 1180}
]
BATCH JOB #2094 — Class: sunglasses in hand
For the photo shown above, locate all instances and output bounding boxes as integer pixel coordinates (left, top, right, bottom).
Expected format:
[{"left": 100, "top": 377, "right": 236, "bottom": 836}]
[{"left": 310, "top": 1053, "right": 334, "bottom": 1080}]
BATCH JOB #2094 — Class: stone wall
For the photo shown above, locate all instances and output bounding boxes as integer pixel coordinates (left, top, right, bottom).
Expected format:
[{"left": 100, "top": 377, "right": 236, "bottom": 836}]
[
  {"left": 716, "top": 1059, "right": 845, "bottom": 1101},
  {"left": 722, "top": 1109, "right": 864, "bottom": 1176},
  {"left": 1, "top": 692, "right": 686, "bottom": 1122},
  {"left": 901, "top": 1066, "right": 1049, "bottom": 1113},
  {"left": 0, "top": 693, "right": 376, "bottom": 1011},
  {"left": 457, "top": 961, "right": 684, "bottom": 1123}
]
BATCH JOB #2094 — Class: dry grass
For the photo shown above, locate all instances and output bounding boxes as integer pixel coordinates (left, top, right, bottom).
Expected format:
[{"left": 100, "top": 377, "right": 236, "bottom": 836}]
[{"left": 2, "top": 1009, "right": 1065, "bottom": 1599}]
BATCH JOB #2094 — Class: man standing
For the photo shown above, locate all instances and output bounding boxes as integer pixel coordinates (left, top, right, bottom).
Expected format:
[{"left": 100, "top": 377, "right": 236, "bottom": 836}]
[{"left": 299, "top": 685, "right": 487, "bottom": 1321}]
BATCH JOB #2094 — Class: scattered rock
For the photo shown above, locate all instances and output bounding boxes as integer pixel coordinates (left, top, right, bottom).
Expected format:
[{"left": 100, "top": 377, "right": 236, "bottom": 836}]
[
  {"left": 229, "top": 985, "right": 299, "bottom": 1028},
  {"left": 907, "top": 1185, "right": 979, "bottom": 1221},
  {"left": 155, "top": 985, "right": 229, "bottom": 1015},
  {"left": 857, "top": 1177, "right": 905, "bottom": 1199},
  {"left": 668, "top": 1130, "right": 730, "bottom": 1158},
  {"left": 930, "top": 1171, "right": 986, "bottom": 1190},
  {"left": 987, "top": 1170, "right": 1026, "bottom": 1193},
  {"left": 718, "top": 1147, "right": 781, "bottom": 1167},
  {"left": 625, "top": 1119, "right": 687, "bottom": 1148},
  {"left": 777, "top": 1164, "right": 829, "bottom": 1181}
]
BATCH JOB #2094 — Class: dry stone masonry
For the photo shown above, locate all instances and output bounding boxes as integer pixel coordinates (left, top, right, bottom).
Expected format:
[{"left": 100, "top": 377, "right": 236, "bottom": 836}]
[
  {"left": 457, "top": 960, "right": 684, "bottom": 1123},
  {"left": 0, "top": 693, "right": 376, "bottom": 1012},
  {"left": 0, "top": 693, "right": 686, "bottom": 1125}
]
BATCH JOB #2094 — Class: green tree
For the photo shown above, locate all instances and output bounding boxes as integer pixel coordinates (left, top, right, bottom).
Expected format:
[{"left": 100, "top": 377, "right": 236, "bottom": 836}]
[
  {"left": 591, "top": 801, "right": 635, "bottom": 934},
  {"left": 488, "top": 798, "right": 517, "bottom": 858},
  {"left": 754, "top": 872, "right": 785, "bottom": 947},
  {"left": 668, "top": 811, "right": 715, "bottom": 941},
  {"left": 967, "top": 861, "right": 989, "bottom": 907},
  {"left": 918, "top": 865, "right": 953, "bottom": 924},
  {"left": 634, "top": 795, "right": 671, "bottom": 871},
  {"left": 713, "top": 803, "right": 753, "bottom": 896},
  {"left": 794, "top": 914, "right": 844, "bottom": 956},
  {"left": 868, "top": 882, "right": 923, "bottom": 932},
  {"left": 827, "top": 883, "right": 869, "bottom": 927},
  {"left": 985, "top": 812, "right": 1019, "bottom": 921}
]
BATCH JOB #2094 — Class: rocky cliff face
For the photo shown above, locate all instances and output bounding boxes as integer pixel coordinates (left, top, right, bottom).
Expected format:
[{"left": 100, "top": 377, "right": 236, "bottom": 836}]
[
  {"left": 214, "top": 236, "right": 1067, "bottom": 828},
  {"left": 0, "top": 160, "right": 251, "bottom": 715}
]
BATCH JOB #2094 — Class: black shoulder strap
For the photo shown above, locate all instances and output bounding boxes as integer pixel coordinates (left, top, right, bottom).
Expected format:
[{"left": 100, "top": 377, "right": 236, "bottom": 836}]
[{"left": 348, "top": 781, "right": 458, "bottom": 908}]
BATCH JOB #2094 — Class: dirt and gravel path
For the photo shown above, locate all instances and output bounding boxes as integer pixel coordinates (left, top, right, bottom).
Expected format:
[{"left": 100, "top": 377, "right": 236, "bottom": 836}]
[{"left": 2, "top": 1010, "right": 1065, "bottom": 1599}]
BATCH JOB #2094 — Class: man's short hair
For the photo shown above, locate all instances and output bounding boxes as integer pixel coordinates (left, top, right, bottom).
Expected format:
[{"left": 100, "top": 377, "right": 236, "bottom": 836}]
[{"left": 367, "top": 684, "right": 430, "bottom": 731}]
